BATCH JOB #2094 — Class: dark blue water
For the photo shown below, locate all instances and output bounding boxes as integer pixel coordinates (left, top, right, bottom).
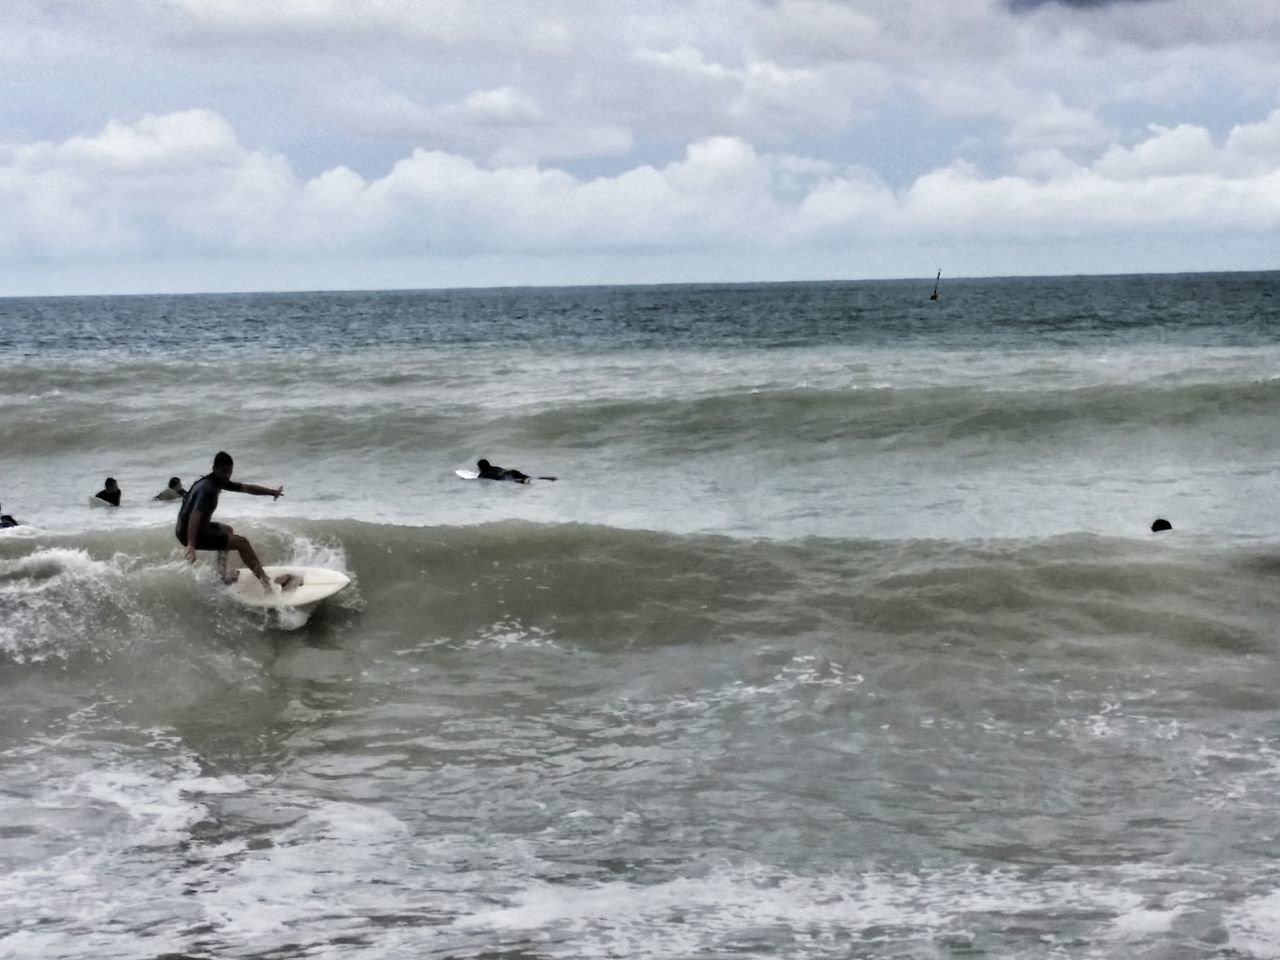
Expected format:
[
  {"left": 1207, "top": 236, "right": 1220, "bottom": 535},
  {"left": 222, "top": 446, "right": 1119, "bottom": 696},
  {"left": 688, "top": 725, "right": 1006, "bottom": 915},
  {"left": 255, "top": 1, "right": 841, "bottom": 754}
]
[{"left": 2, "top": 272, "right": 1277, "bottom": 359}]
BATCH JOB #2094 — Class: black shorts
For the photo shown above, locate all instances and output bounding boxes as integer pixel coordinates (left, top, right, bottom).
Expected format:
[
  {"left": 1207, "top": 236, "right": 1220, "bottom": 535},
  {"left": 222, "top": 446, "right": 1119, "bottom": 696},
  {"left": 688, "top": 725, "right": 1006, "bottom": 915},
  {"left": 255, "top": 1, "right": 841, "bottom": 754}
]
[{"left": 180, "top": 522, "right": 230, "bottom": 552}]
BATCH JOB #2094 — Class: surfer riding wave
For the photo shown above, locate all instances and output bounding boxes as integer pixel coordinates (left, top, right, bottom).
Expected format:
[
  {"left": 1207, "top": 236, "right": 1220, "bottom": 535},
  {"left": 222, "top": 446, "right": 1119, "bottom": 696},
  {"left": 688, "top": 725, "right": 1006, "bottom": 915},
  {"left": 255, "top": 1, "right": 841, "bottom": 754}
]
[{"left": 176, "top": 451, "right": 291, "bottom": 590}]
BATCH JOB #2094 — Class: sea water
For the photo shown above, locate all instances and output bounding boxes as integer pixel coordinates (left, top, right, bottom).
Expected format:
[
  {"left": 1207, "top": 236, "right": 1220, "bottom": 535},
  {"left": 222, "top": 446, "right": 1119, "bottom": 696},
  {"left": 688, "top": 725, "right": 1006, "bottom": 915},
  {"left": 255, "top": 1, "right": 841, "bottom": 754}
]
[{"left": 3, "top": 273, "right": 1280, "bottom": 958}]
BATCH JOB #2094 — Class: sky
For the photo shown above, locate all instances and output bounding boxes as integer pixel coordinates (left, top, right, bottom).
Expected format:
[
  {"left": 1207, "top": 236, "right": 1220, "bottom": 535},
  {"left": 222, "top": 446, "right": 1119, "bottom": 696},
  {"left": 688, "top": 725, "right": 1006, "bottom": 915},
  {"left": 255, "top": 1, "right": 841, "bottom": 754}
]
[{"left": 2, "top": 0, "right": 1279, "bottom": 294}]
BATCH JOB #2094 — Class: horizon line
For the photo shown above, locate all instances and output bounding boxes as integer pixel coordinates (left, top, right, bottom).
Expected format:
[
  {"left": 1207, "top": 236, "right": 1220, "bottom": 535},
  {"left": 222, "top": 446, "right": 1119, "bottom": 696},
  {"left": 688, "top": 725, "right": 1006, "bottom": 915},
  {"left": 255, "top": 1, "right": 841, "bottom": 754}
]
[{"left": 1, "top": 265, "right": 1277, "bottom": 302}]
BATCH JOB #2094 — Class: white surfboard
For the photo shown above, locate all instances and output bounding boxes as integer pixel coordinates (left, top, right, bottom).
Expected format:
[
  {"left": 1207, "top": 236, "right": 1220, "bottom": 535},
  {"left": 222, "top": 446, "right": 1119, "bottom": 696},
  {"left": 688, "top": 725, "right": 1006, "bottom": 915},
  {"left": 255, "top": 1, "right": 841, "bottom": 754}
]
[
  {"left": 88, "top": 495, "right": 116, "bottom": 508},
  {"left": 455, "top": 469, "right": 549, "bottom": 484},
  {"left": 227, "top": 565, "right": 351, "bottom": 610}
]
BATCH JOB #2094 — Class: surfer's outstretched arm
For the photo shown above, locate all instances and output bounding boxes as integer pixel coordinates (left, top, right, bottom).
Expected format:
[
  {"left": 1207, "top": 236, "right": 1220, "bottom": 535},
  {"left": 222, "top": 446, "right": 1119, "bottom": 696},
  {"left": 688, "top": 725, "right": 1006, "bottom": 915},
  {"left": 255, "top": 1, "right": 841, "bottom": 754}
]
[{"left": 237, "top": 483, "right": 284, "bottom": 499}]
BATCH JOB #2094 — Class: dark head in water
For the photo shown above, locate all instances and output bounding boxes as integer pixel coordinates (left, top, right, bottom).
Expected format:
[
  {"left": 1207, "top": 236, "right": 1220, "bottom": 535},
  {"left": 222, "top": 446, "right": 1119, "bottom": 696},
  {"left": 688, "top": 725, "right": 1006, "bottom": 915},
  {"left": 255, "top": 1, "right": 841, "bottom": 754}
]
[
  {"left": 1151, "top": 518, "right": 1172, "bottom": 532},
  {"left": 95, "top": 477, "right": 122, "bottom": 506},
  {"left": 477, "top": 459, "right": 491, "bottom": 471}
]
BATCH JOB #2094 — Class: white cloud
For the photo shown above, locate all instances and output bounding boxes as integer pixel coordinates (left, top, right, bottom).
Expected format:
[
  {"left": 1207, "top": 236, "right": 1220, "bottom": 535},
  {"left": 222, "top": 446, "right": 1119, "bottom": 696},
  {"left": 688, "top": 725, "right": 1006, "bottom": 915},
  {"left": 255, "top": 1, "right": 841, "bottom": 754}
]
[
  {"left": 327, "top": 80, "right": 633, "bottom": 166},
  {"left": 1094, "top": 123, "right": 1221, "bottom": 180},
  {"left": 170, "top": 0, "right": 575, "bottom": 53},
  {"left": 1096, "top": 110, "right": 1280, "bottom": 180},
  {"left": 1224, "top": 108, "right": 1280, "bottom": 172},
  {"left": 633, "top": 44, "right": 887, "bottom": 142},
  {"left": 1006, "top": 94, "right": 1114, "bottom": 151},
  {"left": 2, "top": 108, "right": 1278, "bottom": 273}
]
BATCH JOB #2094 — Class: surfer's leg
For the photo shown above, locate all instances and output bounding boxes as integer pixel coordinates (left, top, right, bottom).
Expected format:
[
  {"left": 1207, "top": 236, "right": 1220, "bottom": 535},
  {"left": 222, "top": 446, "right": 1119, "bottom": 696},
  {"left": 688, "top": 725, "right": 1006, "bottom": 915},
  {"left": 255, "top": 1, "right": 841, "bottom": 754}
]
[
  {"left": 195, "top": 523, "right": 237, "bottom": 583},
  {"left": 228, "top": 533, "right": 272, "bottom": 590}
]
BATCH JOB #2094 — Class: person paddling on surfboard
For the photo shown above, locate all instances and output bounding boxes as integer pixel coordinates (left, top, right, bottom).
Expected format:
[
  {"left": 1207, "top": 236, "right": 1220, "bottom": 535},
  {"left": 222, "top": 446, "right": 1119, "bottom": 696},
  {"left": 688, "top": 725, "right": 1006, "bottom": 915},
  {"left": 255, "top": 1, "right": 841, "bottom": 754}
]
[
  {"left": 475, "top": 459, "right": 557, "bottom": 484},
  {"left": 176, "top": 451, "right": 290, "bottom": 591}
]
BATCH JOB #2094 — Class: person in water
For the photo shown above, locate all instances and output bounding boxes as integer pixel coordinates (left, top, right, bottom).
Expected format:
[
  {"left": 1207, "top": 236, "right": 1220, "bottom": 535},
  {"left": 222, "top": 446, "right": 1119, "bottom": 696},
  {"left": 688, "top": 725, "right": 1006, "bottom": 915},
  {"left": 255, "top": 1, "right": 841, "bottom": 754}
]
[
  {"left": 0, "top": 503, "right": 19, "bottom": 528},
  {"left": 176, "top": 451, "right": 287, "bottom": 590},
  {"left": 154, "top": 476, "right": 187, "bottom": 501},
  {"left": 476, "top": 459, "right": 532, "bottom": 483},
  {"left": 94, "top": 477, "right": 121, "bottom": 506}
]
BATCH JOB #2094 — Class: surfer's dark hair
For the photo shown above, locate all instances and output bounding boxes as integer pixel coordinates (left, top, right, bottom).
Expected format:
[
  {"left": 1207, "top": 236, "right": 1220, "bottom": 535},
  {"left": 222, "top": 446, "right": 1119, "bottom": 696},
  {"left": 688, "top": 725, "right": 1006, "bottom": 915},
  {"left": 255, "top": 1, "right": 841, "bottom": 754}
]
[{"left": 214, "top": 451, "right": 234, "bottom": 469}]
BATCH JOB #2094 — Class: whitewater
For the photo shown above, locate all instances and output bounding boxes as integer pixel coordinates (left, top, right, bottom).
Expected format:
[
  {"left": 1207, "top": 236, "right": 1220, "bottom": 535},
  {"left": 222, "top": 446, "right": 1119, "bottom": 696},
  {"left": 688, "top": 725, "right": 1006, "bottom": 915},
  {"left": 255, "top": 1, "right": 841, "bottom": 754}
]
[{"left": 3, "top": 273, "right": 1280, "bottom": 958}]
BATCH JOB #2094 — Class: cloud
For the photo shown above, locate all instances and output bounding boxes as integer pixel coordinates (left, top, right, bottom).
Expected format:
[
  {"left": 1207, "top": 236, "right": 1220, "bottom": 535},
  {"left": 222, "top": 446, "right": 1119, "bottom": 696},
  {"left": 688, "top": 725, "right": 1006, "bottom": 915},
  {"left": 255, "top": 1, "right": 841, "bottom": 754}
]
[
  {"left": 1004, "top": 0, "right": 1280, "bottom": 48},
  {"left": 0, "top": 110, "right": 290, "bottom": 258},
  {"left": 170, "top": 0, "right": 575, "bottom": 53},
  {"left": 5, "top": 2, "right": 1280, "bottom": 291},
  {"left": 631, "top": 45, "right": 883, "bottom": 141},
  {"left": 1094, "top": 111, "right": 1280, "bottom": 179},
  {"left": 1007, "top": 0, "right": 1171, "bottom": 9},
  {"left": 13, "top": 0, "right": 1280, "bottom": 177},
  {"left": 2, "top": 108, "right": 1278, "bottom": 274},
  {"left": 326, "top": 80, "right": 633, "bottom": 166}
]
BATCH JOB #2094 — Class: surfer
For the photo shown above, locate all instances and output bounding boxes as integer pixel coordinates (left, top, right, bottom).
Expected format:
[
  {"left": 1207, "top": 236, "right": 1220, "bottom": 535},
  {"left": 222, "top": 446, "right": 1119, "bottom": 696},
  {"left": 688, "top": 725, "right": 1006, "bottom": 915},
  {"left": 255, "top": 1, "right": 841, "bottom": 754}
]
[
  {"left": 176, "top": 451, "right": 289, "bottom": 590},
  {"left": 0, "top": 503, "right": 18, "bottom": 528},
  {"left": 475, "top": 459, "right": 557, "bottom": 484},
  {"left": 153, "top": 476, "right": 187, "bottom": 501},
  {"left": 94, "top": 477, "right": 121, "bottom": 506},
  {"left": 476, "top": 459, "right": 529, "bottom": 483}
]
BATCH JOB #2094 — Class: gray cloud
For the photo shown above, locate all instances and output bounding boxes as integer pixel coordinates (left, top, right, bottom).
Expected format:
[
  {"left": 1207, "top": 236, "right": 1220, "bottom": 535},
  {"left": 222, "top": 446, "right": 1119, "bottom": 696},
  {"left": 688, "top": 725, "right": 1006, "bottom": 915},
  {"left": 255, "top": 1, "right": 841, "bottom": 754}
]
[{"left": 1008, "top": 0, "right": 1170, "bottom": 10}]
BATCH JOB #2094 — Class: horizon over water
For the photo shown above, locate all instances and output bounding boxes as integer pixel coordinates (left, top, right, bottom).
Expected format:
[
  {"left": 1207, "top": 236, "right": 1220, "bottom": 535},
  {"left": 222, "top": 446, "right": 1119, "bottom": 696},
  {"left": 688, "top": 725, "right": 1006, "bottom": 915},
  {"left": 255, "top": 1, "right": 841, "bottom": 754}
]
[
  {"left": 3, "top": 264, "right": 1275, "bottom": 302},
  {"left": 4, "top": 271, "right": 1280, "bottom": 958}
]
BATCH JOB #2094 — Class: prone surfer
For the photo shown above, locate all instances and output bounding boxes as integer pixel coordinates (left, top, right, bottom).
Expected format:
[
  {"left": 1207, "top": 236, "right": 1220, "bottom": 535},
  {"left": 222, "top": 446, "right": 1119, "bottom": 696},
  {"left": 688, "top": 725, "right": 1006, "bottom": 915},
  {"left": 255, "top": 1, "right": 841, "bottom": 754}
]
[
  {"left": 0, "top": 502, "right": 19, "bottom": 528},
  {"left": 475, "top": 459, "right": 557, "bottom": 484},
  {"left": 176, "top": 451, "right": 290, "bottom": 591}
]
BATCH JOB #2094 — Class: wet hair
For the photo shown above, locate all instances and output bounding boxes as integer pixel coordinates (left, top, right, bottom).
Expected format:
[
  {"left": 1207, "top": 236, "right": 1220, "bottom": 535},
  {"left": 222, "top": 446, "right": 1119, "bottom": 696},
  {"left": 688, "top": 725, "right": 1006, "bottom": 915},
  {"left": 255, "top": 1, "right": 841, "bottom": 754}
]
[
  {"left": 477, "top": 459, "right": 491, "bottom": 470},
  {"left": 105, "top": 477, "right": 117, "bottom": 487},
  {"left": 213, "top": 451, "right": 234, "bottom": 470},
  {"left": 168, "top": 476, "right": 182, "bottom": 488},
  {"left": 1150, "top": 518, "right": 1172, "bottom": 533}
]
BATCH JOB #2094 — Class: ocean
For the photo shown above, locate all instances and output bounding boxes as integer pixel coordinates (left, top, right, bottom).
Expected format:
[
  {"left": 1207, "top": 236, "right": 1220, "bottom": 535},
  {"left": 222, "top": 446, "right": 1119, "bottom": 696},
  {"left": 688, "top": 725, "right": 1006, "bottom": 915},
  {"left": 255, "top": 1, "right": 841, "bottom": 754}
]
[{"left": 2, "top": 272, "right": 1280, "bottom": 958}]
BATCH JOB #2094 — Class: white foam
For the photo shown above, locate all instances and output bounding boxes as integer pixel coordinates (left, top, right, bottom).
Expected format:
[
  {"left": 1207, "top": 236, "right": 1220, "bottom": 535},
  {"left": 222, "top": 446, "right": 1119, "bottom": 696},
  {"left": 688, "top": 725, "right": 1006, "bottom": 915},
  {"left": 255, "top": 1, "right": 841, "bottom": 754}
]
[
  {"left": 1108, "top": 905, "right": 1184, "bottom": 939},
  {"left": 454, "top": 861, "right": 1145, "bottom": 957},
  {"left": 0, "top": 548, "right": 129, "bottom": 661},
  {"left": 283, "top": 532, "right": 349, "bottom": 571},
  {"left": 1226, "top": 890, "right": 1280, "bottom": 956},
  {"left": 0, "top": 751, "right": 245, "bottom": 957},
  {"left": 623, "top": 653, "right": 862, "bottom": 723},
  {"left": 392, "top": 618, "right": 561, "bottom": 654}
]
